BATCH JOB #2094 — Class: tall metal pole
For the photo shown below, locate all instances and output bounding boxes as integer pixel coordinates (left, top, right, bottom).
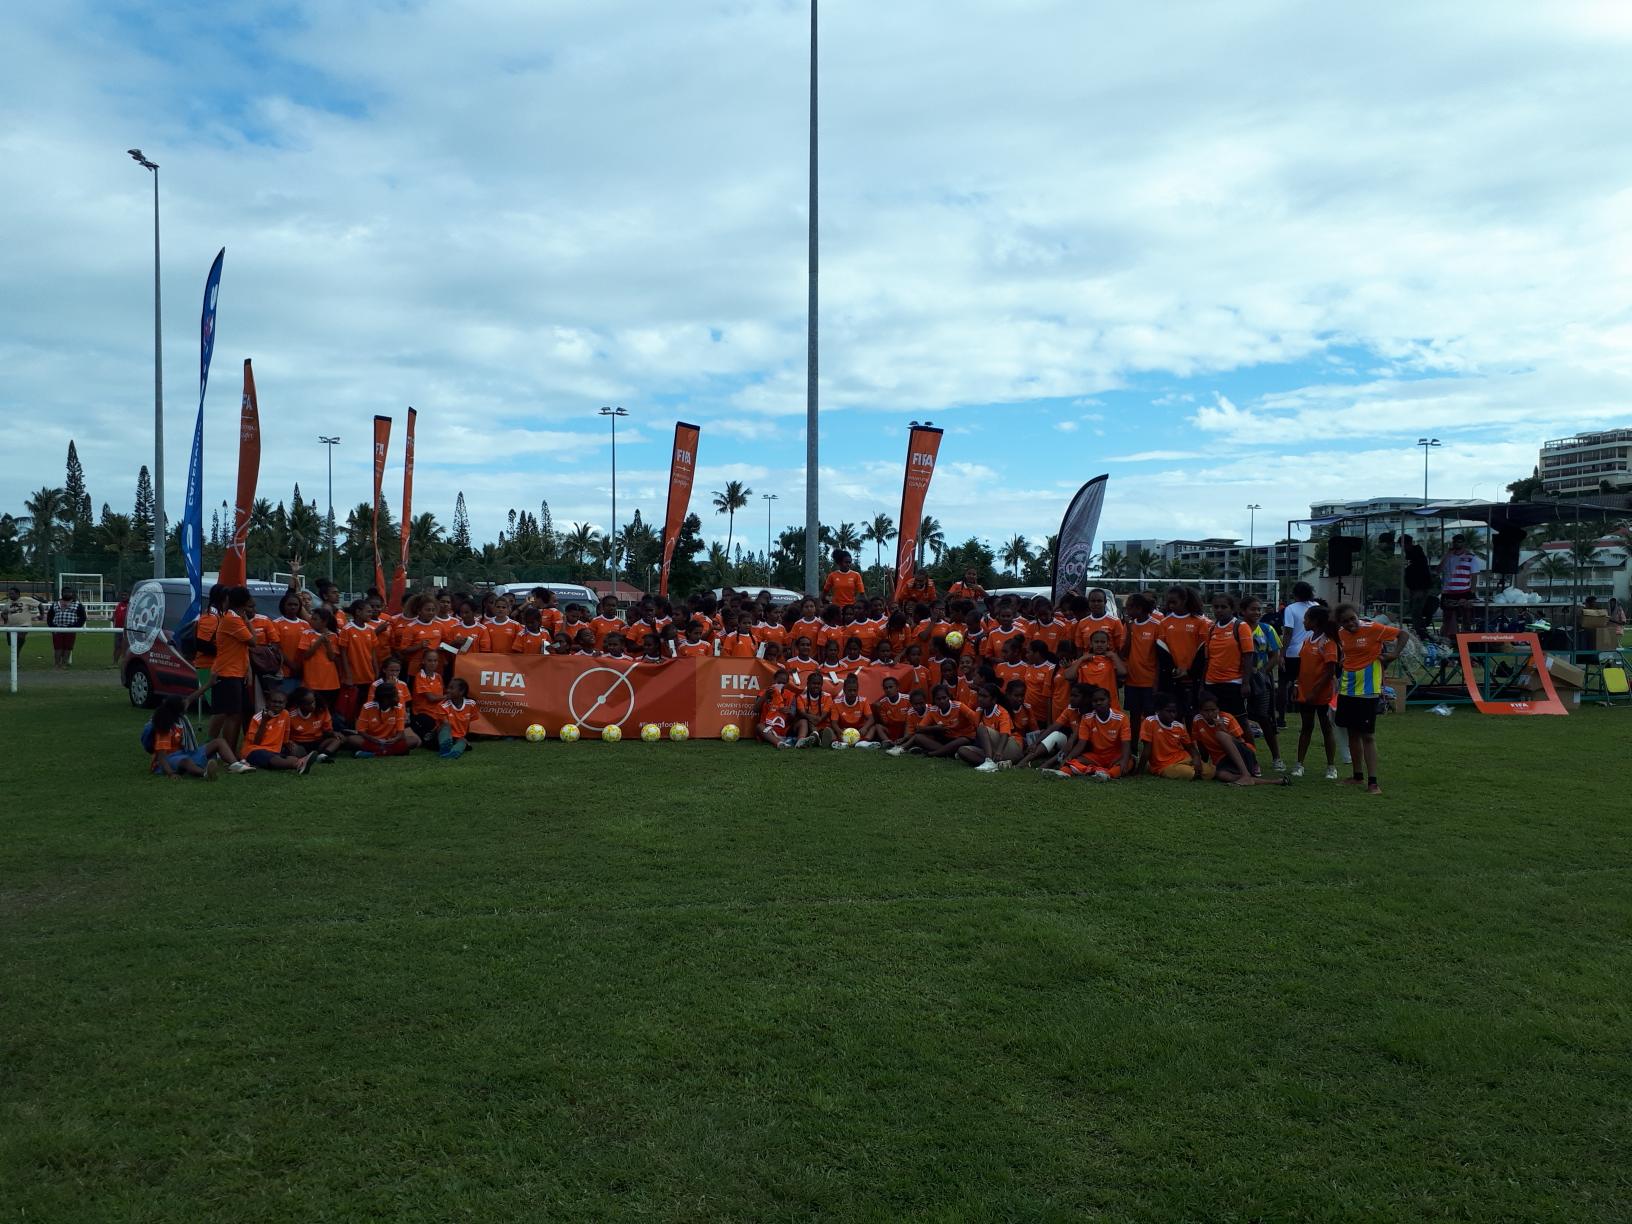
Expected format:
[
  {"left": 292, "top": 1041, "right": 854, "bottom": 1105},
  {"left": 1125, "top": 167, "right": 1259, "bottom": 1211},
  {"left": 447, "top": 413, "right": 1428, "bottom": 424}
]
[
  {"left": 600, "top": 406, "right": 628, "bottom": 599},
  {"left": 1417, "top": 437, "right": 1439, "bottom": 503},
  {"left": 131, "top": 151, "right": 166, "bottom": 576},
  {"left": 763, "top": 492, "right": 779, "bottom": 575},
  {"left": 1246, "top": 503, "right": 1260, "bottom": 594},
  {"left": 320, "top": 436, "right": 340, "bottom": 583},
  {"left": 803, "top": 0, "right": 820, "bottom": 595}
]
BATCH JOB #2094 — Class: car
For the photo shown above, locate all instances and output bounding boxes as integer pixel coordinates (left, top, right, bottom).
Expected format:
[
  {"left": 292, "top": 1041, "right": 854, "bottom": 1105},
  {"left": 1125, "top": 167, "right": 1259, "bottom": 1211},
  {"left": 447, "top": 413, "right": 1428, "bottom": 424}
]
[
  {"left": 121, "top": 577, "right": 293, "bottom": 708},
  {"left": 491, "top": 581, "right": 600, "bottom": 610},
  {"left": 710, "top": 586, "right": 806, "bottom": 608},
  {"left": 987, "top": 585, "right": 1120, "bottom": 614}
]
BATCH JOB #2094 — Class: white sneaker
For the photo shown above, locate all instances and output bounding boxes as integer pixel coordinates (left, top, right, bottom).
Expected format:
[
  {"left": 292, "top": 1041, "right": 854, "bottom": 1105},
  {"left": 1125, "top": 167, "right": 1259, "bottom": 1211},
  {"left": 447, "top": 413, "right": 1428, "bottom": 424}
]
[
  {"left": 974, "top": 759, "right": 1000, "bottom": 773},
  {"left": 1340, "top": 745, "right": 1352, "bottom": 764},
  {"left": 830, "top": 740, "right": 849, "bottom": 750},
  {"left": 228, "top": 761, "right": 254, "bottom": 773},
  {"left": 1324, "top": 765, "right": 1339, "bottom": 780},
  {"left": 1041, "top": 768, "right": 1068, "bottom": 779},
  {"left": 1273, "top": 759, "right": 1287, "bottom": 773},
  {"left": 885, "top": 746, "right": 905, "bottom": 757},
  {"left": 799, "top": 735, "right": 819, "bottom": 749},
  {"left": 1291, "top": 763, "right": 1305, "bottom": 779},
  {"left": 1086, "top": 771, "right": 1111, "bottom": 783},
  {"left": 856, "top": 741, "right": 880, "bottom": 750}
]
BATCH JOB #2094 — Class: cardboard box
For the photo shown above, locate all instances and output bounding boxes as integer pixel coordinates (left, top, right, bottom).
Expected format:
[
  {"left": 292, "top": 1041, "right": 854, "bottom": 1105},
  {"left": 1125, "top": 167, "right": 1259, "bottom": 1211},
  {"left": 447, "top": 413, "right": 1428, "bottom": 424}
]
[
  {"left": 1545, "top": 654, "right": 1586, "bottom": 689},
  {"left": 1579, "top": 608, "right": 1608, "bottom": 629},
  {"left": 1595, "top": 626, "right": 1624, "bottom": 652}
]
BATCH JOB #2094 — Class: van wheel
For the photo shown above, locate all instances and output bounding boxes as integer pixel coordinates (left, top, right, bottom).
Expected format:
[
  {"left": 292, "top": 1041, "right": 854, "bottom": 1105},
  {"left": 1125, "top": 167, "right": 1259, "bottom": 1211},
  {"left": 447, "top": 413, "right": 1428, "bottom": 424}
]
[{"left": 127, "top": 666, "right": 155, "bottom": 708}]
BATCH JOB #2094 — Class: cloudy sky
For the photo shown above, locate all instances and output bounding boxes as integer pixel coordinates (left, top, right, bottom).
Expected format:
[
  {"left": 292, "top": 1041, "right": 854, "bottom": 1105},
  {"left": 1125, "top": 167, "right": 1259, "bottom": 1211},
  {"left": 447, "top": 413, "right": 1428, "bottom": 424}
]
[{"left": 3, "top": 0, "right": 1630, "bottom": 562}]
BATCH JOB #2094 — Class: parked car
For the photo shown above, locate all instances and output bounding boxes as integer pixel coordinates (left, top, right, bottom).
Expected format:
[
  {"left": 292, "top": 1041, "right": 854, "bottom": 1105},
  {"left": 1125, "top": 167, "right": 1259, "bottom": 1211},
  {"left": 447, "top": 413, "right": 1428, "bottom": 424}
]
[
  {"left": 987, "top": 585, "right": 1119, "bottom": 614},
  {"left": 121, "top": 578, "right": 291, "bottom": 707},
  {"left": 492, "top": 581, "right": 600, "bottom": 610},
  {"left": 710, "top": 586, "right": 806, "bottom": 608}
]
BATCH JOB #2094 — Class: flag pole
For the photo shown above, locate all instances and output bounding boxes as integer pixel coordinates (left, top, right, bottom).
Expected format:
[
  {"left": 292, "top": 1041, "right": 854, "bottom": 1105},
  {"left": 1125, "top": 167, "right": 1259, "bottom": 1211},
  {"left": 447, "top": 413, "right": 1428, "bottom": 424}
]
[{"left": 803, "top": 0, "right": 820, "bottom": 594}]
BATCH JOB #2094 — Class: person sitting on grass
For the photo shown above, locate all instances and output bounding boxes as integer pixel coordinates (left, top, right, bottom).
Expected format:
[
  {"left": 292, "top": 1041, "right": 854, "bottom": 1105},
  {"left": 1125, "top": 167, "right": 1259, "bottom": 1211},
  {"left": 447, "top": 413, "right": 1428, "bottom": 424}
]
[
  {"left": 862, "top": 674, "right": 911, "bottom": 747},
  {"left": 1015, "top": 682, "right": 1090, "bottom": 769},
  {"left": 887, "top": 682, "right": 977, "bottom": 758},
  {"left": 1042, "top": 686, "right": 1132, "bottom": 781},
  {"left": 147, "top": 696, "right": 247, "bottom": 780},
  {"left": 789, "top": 672, "right": 835, "bottom": 749},
  {"left": 961, "top": 682, "right": 1025, "bottom": 773},
  {"left": 1192, "top": 690, "right": 1288, "bottom": 787},
  {"left": 242, "top": 687, "right": 315, "bottom": 774},
  {"left": 828, "top": 672, "right": 872, "bottom": 749},
  {"left": 753, "top": 668, "right": 794, "bottom": 747},
  {"left": 883, "top": 687, "right": 932, "bottom": 755},
  {"left": 1133, "top": 692, "right": 1213, "bottom": 781},
  {"left": 346, "top": 682, "right": 421, "bottom": 758},
  {"left": 287, "top": 687, "right": 343, "bottom": 764},
  {"left": 435, "top": 678, "right": 478, "bottom": 758}
]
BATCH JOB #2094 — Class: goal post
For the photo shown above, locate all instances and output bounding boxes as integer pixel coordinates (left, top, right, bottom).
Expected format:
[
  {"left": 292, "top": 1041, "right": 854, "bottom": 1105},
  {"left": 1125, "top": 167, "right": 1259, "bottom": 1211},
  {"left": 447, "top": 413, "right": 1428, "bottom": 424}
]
[{"left": 58, "top": 572, "right": 105, "bottom": 604}]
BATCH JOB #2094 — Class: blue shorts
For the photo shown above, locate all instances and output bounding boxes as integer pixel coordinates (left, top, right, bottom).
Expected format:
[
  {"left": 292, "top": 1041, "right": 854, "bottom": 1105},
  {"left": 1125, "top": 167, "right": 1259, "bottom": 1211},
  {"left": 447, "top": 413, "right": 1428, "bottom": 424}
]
[
  {"left": 245, "top": 748, "right": 284, "bottom": 768},
  {"left": 154, "top": 746, "right": 208, "bottom": 774}
]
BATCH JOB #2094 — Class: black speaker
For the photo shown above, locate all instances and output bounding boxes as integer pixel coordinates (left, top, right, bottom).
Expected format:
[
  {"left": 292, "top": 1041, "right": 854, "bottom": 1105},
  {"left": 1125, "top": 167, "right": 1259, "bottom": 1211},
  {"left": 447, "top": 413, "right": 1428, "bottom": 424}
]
[
  {"left": 1493, "top": 525, "right": 1525, "bottom": 574},
  {"left": 1328, "top": 535, "right": 1363, "bottom": 578}
]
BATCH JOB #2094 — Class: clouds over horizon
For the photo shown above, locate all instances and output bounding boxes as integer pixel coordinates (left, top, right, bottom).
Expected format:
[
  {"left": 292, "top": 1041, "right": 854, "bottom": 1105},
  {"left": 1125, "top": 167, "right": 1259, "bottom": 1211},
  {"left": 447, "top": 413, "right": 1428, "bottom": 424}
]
[{"left": 2, "top": 0, "right": 1631, "bottom": 558}]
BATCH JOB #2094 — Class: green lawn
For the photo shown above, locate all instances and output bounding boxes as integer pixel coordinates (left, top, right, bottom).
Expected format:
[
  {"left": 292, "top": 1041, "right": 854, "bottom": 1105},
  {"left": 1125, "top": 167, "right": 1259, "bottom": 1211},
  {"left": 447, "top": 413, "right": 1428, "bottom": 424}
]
[
  {"left": 4, "top": 624, "right": 121, "bottom": 673},
  {"left": 2, "top": 688, "right": 1629, "bottom": 1221}
]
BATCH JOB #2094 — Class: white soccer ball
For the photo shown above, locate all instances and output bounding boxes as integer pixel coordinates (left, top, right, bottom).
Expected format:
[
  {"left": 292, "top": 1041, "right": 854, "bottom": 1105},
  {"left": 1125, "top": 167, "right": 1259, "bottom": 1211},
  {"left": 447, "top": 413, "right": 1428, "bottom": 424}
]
[
  {"left": 841, "top": 727, "right": 861, "bottom": 746},
  {"left": 669, "top": 723, "right": 690, "bottom": 742},
  {"left": 601, "top": 724, "right": 623, "bottom": 743},
  {"left": 640, "top": 723, "right": 662, "bottom": 742},
  {"left": 525, "top": 723, "right": 547, "bottom": 743},
  {"left": 558, "top": 723, "right": 581, "bottom": 742},
  {"left": 720, "top": 723, "right": 741, "bottom": 742},
  {"left": 944, "top": 630, "right": 965, "bottom": 649}
]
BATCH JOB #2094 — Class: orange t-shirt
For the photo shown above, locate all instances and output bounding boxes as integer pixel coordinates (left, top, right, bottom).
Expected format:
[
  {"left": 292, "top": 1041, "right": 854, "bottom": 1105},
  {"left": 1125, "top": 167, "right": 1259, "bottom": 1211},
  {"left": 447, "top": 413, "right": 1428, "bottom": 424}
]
[
  {"left": 509, "top": 628, "right": 547, "bottom": 655},
  {"left": 589, "top": 615, "right": 625, "bottom": 649},
  {"left": 753, "top": 622, "right": 789, "bottom": 652},
  {"left": 537, "top": 608, "right": 564, "bottom": 638},
  {"left": 1075, "top": 613, "right": 1126, "bottom": 653},
  {"left": 831, "top": 695, "right": 869, "bottom": 731},
  {"left": 267, "top": 617, "right": 309, "bottom": 676},
  {"left": 1077, "top": 710, "right": 1132, "bottom": 766},
  {"left": 149, "top": 724, "right": 185, "bottom": 769},
  {"left": 244, "top": 709, "right": 290, "bottom": 753},
  {"left": 1076, "top": 655, "right": 1122, "bottom": 711},
  {"left": 1191, "top": 712, "right": 1247, "bottom": 764},
  {"left": 298, "top": 627, "right": 342, "bottom": 690},
  {"left": 289, "top": 707, "right": 334, "bottom": 743},
  {"left": 922, "top": 700, "right": 978, "bottom": 738},
  {"left": 1159, "top": 614, "right": 1208, "bottom": 673},
  {"left": 873, "top": 694, "right": 913, "bottom": 738},
  {"left": 793, "top": 692, "right": 835, "bottom": 728},
  {"left": 339, "top": 623, "right": 377, "bottom": 684},
  {"left": 1203, "top": 618, "right": 1255, "bottom": 685},
  {"left": 484, "top": 618, "right": 523, "bottom": 653},
  {"left": 977, "top": 703, "right": 1014, "bottom": 737},
  {"left": 210, "top": 613, "right": 254, "bottom": 680},
  {"left": 1009, "top": 702, "right": 1037, "bottom": 737},
  {"left": 393, "top": 619, "right": 442, "bottom": 673},
  {"left": 822, "top": 570, "right": 867, "bottom": 607},
  {"left": 440, "top": 698, "right": 478, "bottom": 739},
  {"left": 1026, "top": 619, "right": 1072, "bottom": 654},
  {"left": 677, "top": 640, "right": 713, "bottom": 658},
  {"left": 1139, "top": 715, "right": 1194, "bottom": 772},
  {"left": 1018, "top": 661, "right": 1053, "bottom": 722},
  {"left": 980, "top": 626, "right": 1026, "bottom": 660},
  {"left": 449, "top": 622, "right": 492, "bottom": 653},
  {"left": 1337, "top": 620, "right": 1400, "bottom": 672},
  {"left": 1125, "top": 617, "right": 1163, "bottom": 688},
  {"left": 1296, "top": 635, "right": 1339, "bottom": 705},
  {"left": 355, "top": 702, "right": 404, "bottom": 741},
  {"left": 412, "top": 671, "right": 447, "bottom": 718},
  {"left": 717, "top": 631, "right": 759, "bottom": 658},
  {"left": 900, "top": 580, "right": 937, "bottom": 605},
  {"left": 946, "top": 581, "right": 985, "bottom": 603}
]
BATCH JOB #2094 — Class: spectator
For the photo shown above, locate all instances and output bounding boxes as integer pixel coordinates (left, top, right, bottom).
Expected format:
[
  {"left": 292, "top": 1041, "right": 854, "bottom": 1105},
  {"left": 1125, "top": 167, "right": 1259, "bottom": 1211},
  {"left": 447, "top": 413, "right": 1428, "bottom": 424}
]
[
  {"left": 1439, "top": 535, "right": 1485, "bottom": 641},
  {"left": 112, "top": 590, "right": 130, "bottom": 664},
  {"left": 3, "top": 586, "right": 39, "bottom": 654},
  {"left": 47, "top": 586, "right": 88, "bottom": 669},
  {"left": 1401, "top": 534, "right": 1433, "bottom": 638}
]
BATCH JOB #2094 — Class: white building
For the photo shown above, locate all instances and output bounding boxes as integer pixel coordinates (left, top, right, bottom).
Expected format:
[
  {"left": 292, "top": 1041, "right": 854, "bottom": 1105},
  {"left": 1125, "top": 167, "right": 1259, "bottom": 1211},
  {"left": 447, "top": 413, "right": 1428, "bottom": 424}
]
[{"left": 1537, "top": 429, "right": 1632, "bottom": 498}]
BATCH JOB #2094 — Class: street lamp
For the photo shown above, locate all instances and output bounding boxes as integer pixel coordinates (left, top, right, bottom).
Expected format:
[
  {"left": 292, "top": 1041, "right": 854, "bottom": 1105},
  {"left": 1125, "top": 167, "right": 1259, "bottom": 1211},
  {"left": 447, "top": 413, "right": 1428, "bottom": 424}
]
[
  {"left": 1417, "top": 438, "right": 1441, "bottom": 502},
  {"left": 598, "top": 406, "right": 629, "bottom": 598},
  {"left": 1245, "top": 503, "right": 1261, "bottom": 591},
  {"left": 319, "top": 436, "right": 340, "bottom": 585},
  {"left": 129, "top": 148, "right": 164, "bottom": 577},
  {"left": 762, "top": 492, "right": 779, "bottom": 574},
  {"left": 805, "top": 0, "right": 820, "bottom": 597}
]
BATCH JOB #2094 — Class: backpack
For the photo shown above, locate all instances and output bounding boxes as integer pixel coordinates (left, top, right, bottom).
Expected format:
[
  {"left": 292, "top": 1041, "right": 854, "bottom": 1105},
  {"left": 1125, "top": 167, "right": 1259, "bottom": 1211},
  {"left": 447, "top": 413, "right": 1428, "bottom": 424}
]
[
  {"left": 139, "top": 721, "right": 156, "bottom": 752},
  {"left": 179, "top": 617, "right": 210, "bottom": 659}
]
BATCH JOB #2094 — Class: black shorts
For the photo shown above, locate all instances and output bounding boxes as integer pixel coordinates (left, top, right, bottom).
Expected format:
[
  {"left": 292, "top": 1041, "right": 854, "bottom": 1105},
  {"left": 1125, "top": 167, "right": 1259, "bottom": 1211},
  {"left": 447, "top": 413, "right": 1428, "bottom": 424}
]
[
  {"left": 1283, "top": 654, "right": 1303, "bottom": 685},
  {"left": 1211, "top": 683, "right": 1246, "bottom": 717},
  {"left": 209, "top": 676, "right": 248, "bottom": 715},
  {"left": 1215, "top": 745, "right": 1259, "bottom": 778},
  {"left": 1334, "top": 695, "right": 1379, "bottom": 734},
  {"left": 1295, "top": 701, "right": 1332, "bottom": 719}
]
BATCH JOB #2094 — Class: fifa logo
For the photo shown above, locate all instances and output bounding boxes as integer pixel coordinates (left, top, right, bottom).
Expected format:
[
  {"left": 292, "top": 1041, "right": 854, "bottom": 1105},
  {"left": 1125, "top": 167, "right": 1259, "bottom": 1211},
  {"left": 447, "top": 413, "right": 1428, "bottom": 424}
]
[
  {"left": 676, "top": 449, "right": 693, "bottom": 467},
  {"left": 910, "top": 452, "right": 934, "bottom": 467},
  {"left": 720, "top": 674, "right": 761, "bottom": 691},
  {"left": 478, "top": 671, "right": 527, "bottom": 689}
]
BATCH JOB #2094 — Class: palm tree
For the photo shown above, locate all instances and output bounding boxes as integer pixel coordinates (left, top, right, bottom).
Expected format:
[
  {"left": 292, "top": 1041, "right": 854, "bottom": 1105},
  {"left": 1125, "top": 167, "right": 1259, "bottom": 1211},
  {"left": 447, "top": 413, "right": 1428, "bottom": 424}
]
[
  {"left": 563, "top": 523, "right": 598, "bottom": 567},
  {"left": 711, "top": 480, "right": 752, "bottom": 563},
  {"left": 408, "top": 512, "right": 444, "bottom": 559},
  {"left": 705, "top": 541, "right": 730, "bottom": 585},
  {"left": 1096, "top": 545, "right": 1126, "bottom": 578},
  {"left": 21, "top": 487, "right": 70, "bottom": 574},
  {"left": 1530, "top": 553, "right": 1573, "bottom": 590},
  {"left": 285, "top": 499, "right": 325, "bottom": 563},
  {"left": 832, "top": 521, "right": 862, "bottom": 554},
  {"left": 96, "top": 511, "right": 143, "bottom": 590},
  {"left": 1193, "top": 558, "right": 1220, "bottom": 582},
  {"left": 1133, "top": 548, "right": 1161, "bottom": 579},
  {"left": 1000, "top": 533, "right": 1031, "bottom": 577},
  {"left": 862, "top": 513, "right": 896, "bottom": 571},
  {"left": 918, "top": 515, "right": 946, "bottom": 566}
]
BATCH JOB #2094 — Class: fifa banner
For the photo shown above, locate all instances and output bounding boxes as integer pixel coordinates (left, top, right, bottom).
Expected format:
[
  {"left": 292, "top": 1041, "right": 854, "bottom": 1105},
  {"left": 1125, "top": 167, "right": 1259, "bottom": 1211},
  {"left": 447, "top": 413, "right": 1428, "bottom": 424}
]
[
  {"left": 180, "top": 247, "right": 225, "bottom": 622},
  {"left": 388, "top": 406, "right": 417, "bottom": 613},
  {"left": 891, "top": 424, "right": 944, "bottom": 602},
  {"left": 658, "top": 421, "right": 700, "bottom": 598},
  {"left": 371, "top": 414, "right": 391, "bottom": 597},
  {"left": 1051, "top": 474, "right": 1109, "bottom": 602},
  {"left": 457, "top": 653, "right": 914, "bottom": 739},
  {"left": 218, "top": 358, "right": 261, "bottom": 586}
]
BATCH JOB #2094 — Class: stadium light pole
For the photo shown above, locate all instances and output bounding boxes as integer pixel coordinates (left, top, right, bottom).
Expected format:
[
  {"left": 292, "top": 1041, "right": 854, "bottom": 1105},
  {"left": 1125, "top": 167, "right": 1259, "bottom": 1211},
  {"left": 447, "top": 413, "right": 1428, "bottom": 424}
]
[
  {"left": 319, "top": 436, "right": 340, "bottom": 584},
  {"left": 1245, "top": 503, "right": 1261, "bottom": 592},
  {"left": 763, "top": 492, "right": 779, "bottom": 574},
  {"left": 129, "top": 148, "right": 165, "bottom": 577},
  {"left": 803, "top": 0, "right": 820, "bottom": 596},
  {"left": 1417, "top": 437, "right": 1441, "bottom": 502},
  {"left": 599, "top": 406, "right": 629, "bottom": 599}
]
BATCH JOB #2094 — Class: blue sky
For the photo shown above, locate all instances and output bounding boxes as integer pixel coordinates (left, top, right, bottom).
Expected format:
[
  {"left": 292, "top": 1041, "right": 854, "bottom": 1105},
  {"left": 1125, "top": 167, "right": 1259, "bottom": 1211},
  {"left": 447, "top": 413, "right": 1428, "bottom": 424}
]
[{"left": 3, "top": 0, "right": 1631, "bottom": 561}]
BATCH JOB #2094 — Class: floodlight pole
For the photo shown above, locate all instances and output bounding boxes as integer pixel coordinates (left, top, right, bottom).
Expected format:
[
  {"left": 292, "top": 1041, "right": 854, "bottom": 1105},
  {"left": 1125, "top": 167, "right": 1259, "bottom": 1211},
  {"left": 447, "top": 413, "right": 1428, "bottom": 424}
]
[
  {"left": 320, "top": 436, "right": 340, "bottom": 585},
  {"left": 804, "top": 0, "right": 820, "bottom": 595},
  {"left": 600, "top": 406, "right": 628, "bottom": 599},
  {"left": 763, "top": 492, "right": 779, "bottom": 573},
  {"left": 130, "top": 149, "right": 165, "bottom": 576}
]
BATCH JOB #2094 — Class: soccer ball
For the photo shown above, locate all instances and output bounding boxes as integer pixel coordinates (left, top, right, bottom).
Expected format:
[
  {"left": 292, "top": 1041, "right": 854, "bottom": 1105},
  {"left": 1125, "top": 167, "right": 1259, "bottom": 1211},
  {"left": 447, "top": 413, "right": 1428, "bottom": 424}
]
[
  {"left": 641, "top": 723, "right": 663, "bottom": 743},
  {"left": 842, "top": 727, "right": 861, "bottom": 746},
  {"left": 559, "top": 723, "right": 581, "bottom": 742},
  {"left": 669, "top": 723, "right": 690, "bottom": 742},
  {"left": 720, "top": 723, "right": 741, "bottom": 742},
  {"left": 944, "top": 630, "right": 965, "bottom": 650},
  {"left": 525, "top": 723, "right": 547, "bottom": 743},
  {"left": 600, "top": 724, "right": 621, "bottom": 743}
]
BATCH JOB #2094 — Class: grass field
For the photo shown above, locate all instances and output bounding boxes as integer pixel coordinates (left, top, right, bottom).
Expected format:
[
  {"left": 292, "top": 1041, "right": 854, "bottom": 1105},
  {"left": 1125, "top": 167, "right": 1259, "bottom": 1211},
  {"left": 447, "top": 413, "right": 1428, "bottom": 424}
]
[
  {"left": 4, "top": 626, "right": 120, "bottom": 673},
  {"left": 3, "top": 685, "right": 1630, "bottom": 1221}
]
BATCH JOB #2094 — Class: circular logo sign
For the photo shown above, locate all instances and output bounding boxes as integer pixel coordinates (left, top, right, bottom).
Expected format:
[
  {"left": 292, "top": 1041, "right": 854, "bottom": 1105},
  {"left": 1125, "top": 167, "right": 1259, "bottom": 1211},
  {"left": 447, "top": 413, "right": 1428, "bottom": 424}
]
[
  {"left": 1056, "top": 544, "right": 1094, "bottom": 597},
  {"left": 125, "top": 582, "right": 167, "bottom": 656},
  {"left": 566, "top": 665, "right": 640, "bottom": 731}
]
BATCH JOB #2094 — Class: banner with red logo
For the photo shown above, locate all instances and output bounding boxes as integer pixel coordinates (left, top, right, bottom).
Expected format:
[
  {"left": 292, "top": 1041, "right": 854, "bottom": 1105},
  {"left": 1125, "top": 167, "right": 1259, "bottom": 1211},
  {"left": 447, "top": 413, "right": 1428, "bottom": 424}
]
[
  {"left": 892, "top": 424, "right": 943, "bottom": 602},
  {"left": 218, "top": 358, "right": 261, "bottom": 586},
  {"left": 658, "top": 421, "right": 700, "bottom": 597},
  {"left": 371, "top": 414, "right": 391, "bottom": 597},
  {"left": 388, "top": 406, "right": 416, "bottom": 613},
  {"left": 454, "top": 653, "right": 917, "bottom": 739}
]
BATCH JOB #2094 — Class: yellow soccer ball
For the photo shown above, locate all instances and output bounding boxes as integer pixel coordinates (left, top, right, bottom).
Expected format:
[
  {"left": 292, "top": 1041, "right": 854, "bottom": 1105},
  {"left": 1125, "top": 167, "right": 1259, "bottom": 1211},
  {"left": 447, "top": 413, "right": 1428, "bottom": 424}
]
[
  {"left": 525, "top": 723, "right": 548, "bottom": 743},
  {"left": 944, "top": 630, "right": 965, "bottom": 650},
  {"left": 842, "top": 727, "right": 861, "bottom": 746},
  {"left": 669, "top": 723, "right": 690, "bottom": 742},
  {"left": 640, "top": 723, "right": 663, "bottom": 743},
  {"left": 720, "top": 723, "right": 741, "bottom": 743},
  {"left": 558, "top": 723, "right": 581, "bottom": 742},
  {"left": 600, "top": 724, "right": 621, "bottom": 743}
]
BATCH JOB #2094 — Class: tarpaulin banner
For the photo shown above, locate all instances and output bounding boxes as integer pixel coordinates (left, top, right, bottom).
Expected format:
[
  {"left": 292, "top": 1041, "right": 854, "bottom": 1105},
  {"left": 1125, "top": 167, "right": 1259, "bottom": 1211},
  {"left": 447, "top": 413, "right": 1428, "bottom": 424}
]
[
  {"left": 1051, "top": 474, "right": 1108, "bottom": 602},
  {"left": 658, "top": 421, "right": 700, "bottom": 597},
  {"left": 180, "top": 247, "right": 224, "bottom": 622},
  {"left": 892, "top": 424, "right": 943, "bottom": 602},
  {"left": 389, "top": 406, "right": 416, "bottom": 613},
  {"left": 456, "top": 653, "right": 776, "bottom": 739},
  {"left": 218, "top": 358, "right": 260, "bottom": 586},
  {"left": 371, "top": 414, "right": 391, "bottom": 597}
]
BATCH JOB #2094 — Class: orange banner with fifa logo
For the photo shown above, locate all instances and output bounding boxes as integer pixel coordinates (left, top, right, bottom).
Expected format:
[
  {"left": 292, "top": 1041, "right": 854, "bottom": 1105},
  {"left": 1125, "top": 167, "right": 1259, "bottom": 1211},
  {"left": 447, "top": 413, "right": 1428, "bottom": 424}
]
[
  {"left": 658, "top": 421, "right": 700, "bottom": 598},
  {"left": 892, "top": 424, "right": 943, "bottom": 602}
]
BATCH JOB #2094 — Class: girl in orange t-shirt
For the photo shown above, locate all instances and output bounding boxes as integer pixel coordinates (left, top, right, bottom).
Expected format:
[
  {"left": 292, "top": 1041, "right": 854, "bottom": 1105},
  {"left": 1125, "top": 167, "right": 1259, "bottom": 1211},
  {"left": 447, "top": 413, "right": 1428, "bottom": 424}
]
[
  {"left": 1135, "top": 693, "right": 1211, "bottom": 781},
  {"left": 1121, "top": 592, "right": 1164, "bottom": 725}
]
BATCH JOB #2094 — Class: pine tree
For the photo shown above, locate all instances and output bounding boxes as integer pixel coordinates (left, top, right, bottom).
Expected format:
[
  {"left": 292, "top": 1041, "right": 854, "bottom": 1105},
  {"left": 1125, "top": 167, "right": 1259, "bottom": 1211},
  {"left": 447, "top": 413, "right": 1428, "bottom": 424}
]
[
  {"left": 451, "top": 492, "right": 472, "bottom": 554},
  {"left": 133, "top": 465, "right": 155, "bottom": 551},
  {"left": 64, "top": 441, "right": 92, "bottom": 551},
  {"left": 539, "top": 499, "right": 557, "bottom": 559},
  {"left": 507, "top": 508, "right": 518, "bottom": 537},
  {"left": 210, "top": 509, "right": 221, "bottom": 547}
]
